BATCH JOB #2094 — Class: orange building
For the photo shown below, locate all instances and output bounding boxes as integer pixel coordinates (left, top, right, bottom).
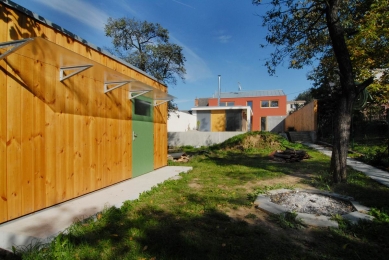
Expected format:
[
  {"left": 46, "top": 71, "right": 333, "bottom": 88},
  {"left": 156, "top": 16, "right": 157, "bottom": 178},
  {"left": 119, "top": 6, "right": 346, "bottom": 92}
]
[{"left": 196, "top": 90, "right": 287, "bottom": 132}]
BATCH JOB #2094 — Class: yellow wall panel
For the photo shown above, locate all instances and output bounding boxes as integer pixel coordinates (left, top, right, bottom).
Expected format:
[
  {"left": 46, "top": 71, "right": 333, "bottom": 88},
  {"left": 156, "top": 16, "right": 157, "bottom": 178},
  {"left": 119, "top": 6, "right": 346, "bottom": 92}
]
[
  {"left": 211, "top": 110, "right": 226, "bottom": 132},
  {"left": 6, "top": 54, "right": 22, "bottom": 220},
  {"left": 0, "top": 1, "right": 8, "bottom": 223},
  {"left": 0, "top": 61, "right": 7, "bottom": 222},
  {"left": 43, "top": 64, "right": 57, "bottom": 207},
  {"left": 154, "top": 123, "right": 167, "bottom": 169},
  {"left": 32, "top": 91, "right": 46, "bottom": 212},
  {"left": 20, "top": 58, "right": 34, "bottom": 215}
]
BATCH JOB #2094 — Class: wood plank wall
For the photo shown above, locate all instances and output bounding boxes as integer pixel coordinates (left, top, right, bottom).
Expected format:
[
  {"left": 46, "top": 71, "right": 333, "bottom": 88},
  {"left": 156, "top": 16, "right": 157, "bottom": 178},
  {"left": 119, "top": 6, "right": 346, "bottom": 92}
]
[
  {"left": 154, "top": 103, "right": 168, "bottom": 169},
  {"left": 285, "top": 100, "right": 318, "bottom": 132},
  {"left": 0, "top": 3, "right": 168, "bottom": 223},
  {"left": 211, "top": 110, "right": 226, "bottom": 132}
]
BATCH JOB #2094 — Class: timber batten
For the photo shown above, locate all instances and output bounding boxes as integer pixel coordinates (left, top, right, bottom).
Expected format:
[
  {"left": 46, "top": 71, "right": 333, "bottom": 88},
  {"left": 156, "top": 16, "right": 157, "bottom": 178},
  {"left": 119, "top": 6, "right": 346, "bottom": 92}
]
[{"left": 0, "top": 0, "right": 173, "bottom": 223}]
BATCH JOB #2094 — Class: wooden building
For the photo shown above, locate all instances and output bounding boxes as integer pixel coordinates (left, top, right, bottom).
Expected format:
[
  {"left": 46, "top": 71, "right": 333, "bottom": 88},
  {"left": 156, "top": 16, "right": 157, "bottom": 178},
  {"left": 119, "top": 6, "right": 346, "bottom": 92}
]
[{"left": 0, "top": 0, "right": 173, "bottom": 223}]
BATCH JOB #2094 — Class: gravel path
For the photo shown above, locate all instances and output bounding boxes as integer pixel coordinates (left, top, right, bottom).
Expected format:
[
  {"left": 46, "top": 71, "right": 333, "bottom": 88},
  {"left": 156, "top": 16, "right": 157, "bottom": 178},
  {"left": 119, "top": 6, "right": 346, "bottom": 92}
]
[{"left": 270, "top": 191, "right": 355, "bottom": 216}]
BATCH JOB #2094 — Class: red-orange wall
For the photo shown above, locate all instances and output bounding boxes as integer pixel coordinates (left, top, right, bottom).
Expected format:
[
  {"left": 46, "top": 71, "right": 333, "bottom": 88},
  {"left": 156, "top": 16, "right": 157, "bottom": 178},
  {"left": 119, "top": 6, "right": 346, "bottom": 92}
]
[{"left": 208, "top": 95, "right": 287, "bottom": 131}]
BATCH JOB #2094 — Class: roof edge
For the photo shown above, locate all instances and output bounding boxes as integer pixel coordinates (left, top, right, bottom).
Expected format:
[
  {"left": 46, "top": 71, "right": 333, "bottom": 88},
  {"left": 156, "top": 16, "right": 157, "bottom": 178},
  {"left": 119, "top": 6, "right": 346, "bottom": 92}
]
[{"left": 0, "top": 0, "right": 167, "bottom": 88}]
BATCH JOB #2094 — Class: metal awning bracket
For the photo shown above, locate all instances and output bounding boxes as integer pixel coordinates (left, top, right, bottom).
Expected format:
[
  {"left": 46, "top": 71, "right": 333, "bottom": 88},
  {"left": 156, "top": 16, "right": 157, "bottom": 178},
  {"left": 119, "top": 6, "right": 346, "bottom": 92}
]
[
  {"left": 104, "top": 81, "right": 133, "bottom": 93},
  {"left": 129, "top": 90, "right": 152, "bottom": 100},
  {"left": 154, "top": 99, "right": 170, "bottom": 106},
  {"left": 60, "top": 64, "right": 93, "bottom": 82},
  {"left": 0, "top": 38, "right": 33, "bottom": 60}
]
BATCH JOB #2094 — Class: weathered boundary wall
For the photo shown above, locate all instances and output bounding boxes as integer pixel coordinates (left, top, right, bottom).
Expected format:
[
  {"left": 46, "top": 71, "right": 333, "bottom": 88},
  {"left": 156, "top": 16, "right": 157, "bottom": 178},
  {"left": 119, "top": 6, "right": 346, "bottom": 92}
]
[
  {"left": 285, "top": 100, "right": 318, "bottom": 131},
  {"left": 168, "top": 131, "right": 245, "bottom": 147},
  {"left": 267, "top": 116, "right": 287, "bottom": 133}
]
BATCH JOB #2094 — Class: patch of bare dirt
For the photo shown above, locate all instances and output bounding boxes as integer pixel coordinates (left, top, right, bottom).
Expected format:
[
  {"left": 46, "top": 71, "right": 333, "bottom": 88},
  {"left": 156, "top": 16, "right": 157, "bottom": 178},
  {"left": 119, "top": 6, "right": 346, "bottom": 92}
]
[
  {"left": 224, "top": 171, "right": 324, "bottom": 250},
  {"left": 239, "top": 172, "right": 315, "bottom": 191},
  {"left": 188, "top": 178, "right": 202, "bottom": 189}
]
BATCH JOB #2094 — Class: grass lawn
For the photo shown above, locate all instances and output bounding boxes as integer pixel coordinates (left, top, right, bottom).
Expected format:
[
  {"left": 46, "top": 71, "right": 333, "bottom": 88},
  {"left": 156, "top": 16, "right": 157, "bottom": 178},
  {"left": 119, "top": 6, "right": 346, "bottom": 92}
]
[
  {"left": 5, "top": 132, "right": 389, "bottom": 260},
  {"left": 348, "top": 138, "right": 389, "bottom": 171}
]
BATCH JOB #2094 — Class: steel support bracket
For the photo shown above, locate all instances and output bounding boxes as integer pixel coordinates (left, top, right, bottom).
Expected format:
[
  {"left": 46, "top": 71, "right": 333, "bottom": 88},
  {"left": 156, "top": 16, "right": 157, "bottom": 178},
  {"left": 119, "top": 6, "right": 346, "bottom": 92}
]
[
  {"left": 129, "top": 90, "right": 151, "bottom": 100},
  {"left": 104, "top": 81, "right": 133, "bottom": 93},
  {"left": 154, "top": 99, "right": 170, "bottom": 107},
  {"left": 0, "top": 38, "right": 33, "bottom": 60},
  {"left": 60, "top": 64, "right": 93, "bottom": 82}
]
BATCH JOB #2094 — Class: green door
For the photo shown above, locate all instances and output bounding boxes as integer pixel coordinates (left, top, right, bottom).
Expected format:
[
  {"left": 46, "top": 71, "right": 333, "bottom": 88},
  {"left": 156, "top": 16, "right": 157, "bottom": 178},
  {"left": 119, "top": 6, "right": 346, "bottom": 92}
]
[{"left": 132, "top": 97, "right": 154, "bottom": 177}]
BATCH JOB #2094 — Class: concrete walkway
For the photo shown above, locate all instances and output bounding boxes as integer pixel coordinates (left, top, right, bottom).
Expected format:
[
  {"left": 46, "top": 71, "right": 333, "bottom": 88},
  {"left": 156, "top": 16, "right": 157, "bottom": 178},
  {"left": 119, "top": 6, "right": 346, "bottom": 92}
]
[
  {"left": 0, "top": 166, "right": 192, "bottom": 252},
  {"left": 304, "top": 143, "right": 389, "bottom": 187}
]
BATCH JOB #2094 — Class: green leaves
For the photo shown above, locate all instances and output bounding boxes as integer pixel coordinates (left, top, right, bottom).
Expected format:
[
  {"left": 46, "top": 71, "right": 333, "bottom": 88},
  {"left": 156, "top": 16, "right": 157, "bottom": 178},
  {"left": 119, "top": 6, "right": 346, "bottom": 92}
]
[{"left": 104, "top": 17, "right": 186, "bottom": 85}]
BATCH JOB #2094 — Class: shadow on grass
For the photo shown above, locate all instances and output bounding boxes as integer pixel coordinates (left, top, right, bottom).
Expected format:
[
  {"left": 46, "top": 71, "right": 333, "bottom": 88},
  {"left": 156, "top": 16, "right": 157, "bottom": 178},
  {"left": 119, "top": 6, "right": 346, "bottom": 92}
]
[
  {"left": 199, "top": 150, "right": 330, "bottom": 183},
  {"left": 20, "top": 203, "right": 389, "bottom": 260},
  {"left": 334, "top": 171, "right": 389, "bottom": 210}
]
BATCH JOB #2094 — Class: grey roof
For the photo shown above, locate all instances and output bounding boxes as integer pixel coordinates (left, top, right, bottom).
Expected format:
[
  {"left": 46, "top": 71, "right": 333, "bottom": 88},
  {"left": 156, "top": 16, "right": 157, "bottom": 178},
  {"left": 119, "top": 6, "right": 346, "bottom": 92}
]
[
  {"left": 219, "top": 90, "right": 285, "bottom": 98},
  {"left": 197, "top": 98, "right": 209, "bottom": 106}
]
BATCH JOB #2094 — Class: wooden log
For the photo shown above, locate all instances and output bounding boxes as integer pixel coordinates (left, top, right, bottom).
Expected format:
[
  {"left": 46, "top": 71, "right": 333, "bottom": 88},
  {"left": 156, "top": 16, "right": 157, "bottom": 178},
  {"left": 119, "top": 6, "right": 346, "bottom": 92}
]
[
  {"left": 274, "top": 153, "right": 292, "bottom": 159},
  {"left": 271, "top": 148, "right": 310, "bottom": 162}
]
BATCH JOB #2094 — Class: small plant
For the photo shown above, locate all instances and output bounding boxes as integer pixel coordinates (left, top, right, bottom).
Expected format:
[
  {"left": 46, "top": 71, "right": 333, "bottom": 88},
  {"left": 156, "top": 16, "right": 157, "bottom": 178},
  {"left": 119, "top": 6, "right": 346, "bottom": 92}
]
[
  {"left": 244, "top": 213, "right": 257, "bottom": 219},
  {"left": 247, "top": 184, "right": 295, "bottom": 202},
  {"left": 270, "top": 212, "right": 306, "bottom": 229},
  {"left": 330, "top": 214, "right": 352, "bottom": 230},
  {"left": 370, "top": 208, "right": 389, "bottom": 222},
  {"left": 303, "top": 170, "right": 332, "bottom": 190}
]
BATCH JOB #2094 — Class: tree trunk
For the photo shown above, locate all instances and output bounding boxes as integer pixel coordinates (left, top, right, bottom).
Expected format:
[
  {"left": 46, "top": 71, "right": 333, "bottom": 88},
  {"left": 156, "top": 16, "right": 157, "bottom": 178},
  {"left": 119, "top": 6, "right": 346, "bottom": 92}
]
[
  {"left": 325, "top": 0, "right": 356, "bottom": 183},
  {"left": 330, "top": 94, "right": 353, "bottom": 183}
]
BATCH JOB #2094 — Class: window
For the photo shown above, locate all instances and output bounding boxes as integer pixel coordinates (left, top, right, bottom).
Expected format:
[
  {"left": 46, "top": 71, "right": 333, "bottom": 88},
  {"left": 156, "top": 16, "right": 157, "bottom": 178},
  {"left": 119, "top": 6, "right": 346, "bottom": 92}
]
[
  {"left": 271, "top": 100, "right": 279, "bottom": 107},
  {"left": 261, "top": 117, "right": 267, "bottom": 131},
  {"left": 134, "top": 98, "right": 151, "bottom": 116},
  {"left": 261, "top": 100, "right": 279, "bottom": 108},
  {"left": 247, "top": 101, "right": 253, "bottom": 109},
  {"left": 220, "top": 101, "right": 235, "bottom": 106}
]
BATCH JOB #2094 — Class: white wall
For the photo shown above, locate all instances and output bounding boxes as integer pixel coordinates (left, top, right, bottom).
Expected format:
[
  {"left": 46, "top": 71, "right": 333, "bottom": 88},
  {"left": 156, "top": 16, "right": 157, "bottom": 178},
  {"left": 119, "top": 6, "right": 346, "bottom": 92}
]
[
  {"left": 168, "top": 111, "right": 197, "bottom": 132},
  {"left": 287, "top": 101, "right": 306, "bottom": 114}
]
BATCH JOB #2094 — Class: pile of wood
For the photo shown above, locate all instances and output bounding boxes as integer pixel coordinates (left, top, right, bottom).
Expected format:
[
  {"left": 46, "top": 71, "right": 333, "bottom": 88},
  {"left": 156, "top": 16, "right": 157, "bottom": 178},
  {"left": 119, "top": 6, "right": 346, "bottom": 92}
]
[
  {"left": 270, "top": 148, "right": 310, "bottom": 163},
  {"left": 168, "top": 152, "right": 190, "bottom": 162}
]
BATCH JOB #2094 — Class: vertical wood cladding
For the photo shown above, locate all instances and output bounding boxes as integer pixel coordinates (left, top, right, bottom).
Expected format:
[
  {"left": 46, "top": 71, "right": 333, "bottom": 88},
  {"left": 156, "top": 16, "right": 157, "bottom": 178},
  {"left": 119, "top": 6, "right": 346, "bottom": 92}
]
[
  {"left": 0, "top": 3, "right": 168, "bottom": 223},
  {"left": 285, "top": 100, "right": 318, "bottom": 131}
]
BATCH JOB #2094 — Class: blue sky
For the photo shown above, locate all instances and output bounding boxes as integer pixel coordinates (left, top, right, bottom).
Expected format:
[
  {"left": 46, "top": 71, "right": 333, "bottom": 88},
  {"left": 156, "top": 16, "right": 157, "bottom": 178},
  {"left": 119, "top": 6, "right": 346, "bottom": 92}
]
[{"left": 13, "top": 0, "right": 314, "bottom": 110}]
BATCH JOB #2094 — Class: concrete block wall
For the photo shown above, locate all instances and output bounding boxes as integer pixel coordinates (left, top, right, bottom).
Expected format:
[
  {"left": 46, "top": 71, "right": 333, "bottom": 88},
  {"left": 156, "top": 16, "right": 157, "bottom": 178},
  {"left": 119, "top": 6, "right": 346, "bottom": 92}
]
[{"left": 168, "top": 131, "right": 245, "bottom": 147}]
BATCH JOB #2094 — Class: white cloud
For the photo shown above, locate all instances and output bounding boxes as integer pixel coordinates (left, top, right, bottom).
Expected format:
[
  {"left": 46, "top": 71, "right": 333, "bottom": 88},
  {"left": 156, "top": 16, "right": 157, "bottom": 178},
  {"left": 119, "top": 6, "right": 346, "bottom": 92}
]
[
  {"left": 172, "top": 0, "right": 196, "bottom": 9},
  {"left": 217, "top": 35, "right": 232, "bottom": 43},
  {"left": 32, "top": 0, "right": 109, "bottom": 31},
  {"left": 172, "top": 37, "right": 213, "bottom": 83},
  {"left": 114, "top": 0, "right": 139, "bottom": 17},
  {"left": 214, "top": 30, "right": 232, "bottom": 43}
]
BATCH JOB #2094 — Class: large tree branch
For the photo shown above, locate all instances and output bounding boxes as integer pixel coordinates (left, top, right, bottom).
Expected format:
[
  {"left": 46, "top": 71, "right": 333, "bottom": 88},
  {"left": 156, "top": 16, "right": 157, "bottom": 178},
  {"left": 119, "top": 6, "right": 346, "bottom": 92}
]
[
  {"left": 356, "top": 77, "right": 374, "bottom": 94},
  {"left": 325, "top": 0, "right": 354, "bottom": 91}
]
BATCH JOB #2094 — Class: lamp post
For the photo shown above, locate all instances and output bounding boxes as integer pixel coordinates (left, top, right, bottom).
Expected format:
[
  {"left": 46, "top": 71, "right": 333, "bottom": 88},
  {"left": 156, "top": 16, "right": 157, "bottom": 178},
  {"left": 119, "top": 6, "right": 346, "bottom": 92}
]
[{"left": 218, "top": 75, "right": 221, "bottom": 106}]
